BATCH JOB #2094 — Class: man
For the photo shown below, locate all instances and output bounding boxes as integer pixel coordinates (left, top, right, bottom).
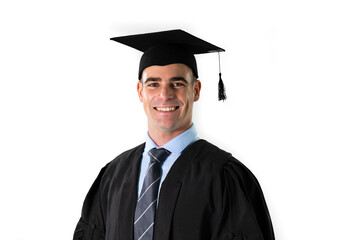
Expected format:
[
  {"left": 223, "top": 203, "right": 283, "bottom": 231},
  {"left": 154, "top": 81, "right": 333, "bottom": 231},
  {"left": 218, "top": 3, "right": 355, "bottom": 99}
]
[{"left": 73, "top": 30, "right": 275, "bottom": 240}]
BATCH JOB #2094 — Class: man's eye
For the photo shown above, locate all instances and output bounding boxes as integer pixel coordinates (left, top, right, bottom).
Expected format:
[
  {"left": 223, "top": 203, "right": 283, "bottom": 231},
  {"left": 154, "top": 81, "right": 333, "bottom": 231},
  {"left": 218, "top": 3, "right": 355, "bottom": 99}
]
[
  {"left": 147, "top": 83, "right": 158, "bottom": 87},
  {"left": 172, "top": 82, "right": 185, "bottom": 87}
]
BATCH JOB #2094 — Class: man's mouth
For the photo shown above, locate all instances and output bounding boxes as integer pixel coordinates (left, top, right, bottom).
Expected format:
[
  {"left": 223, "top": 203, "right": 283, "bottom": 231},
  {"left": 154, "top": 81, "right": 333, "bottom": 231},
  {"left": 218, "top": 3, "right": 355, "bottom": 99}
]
[{"left": 154, "top": 106, "right": 179, "bottom": 112}]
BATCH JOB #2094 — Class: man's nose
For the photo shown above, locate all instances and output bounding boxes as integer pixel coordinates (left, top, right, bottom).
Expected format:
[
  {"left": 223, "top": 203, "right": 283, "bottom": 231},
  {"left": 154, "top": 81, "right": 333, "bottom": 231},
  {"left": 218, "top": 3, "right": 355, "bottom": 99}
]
[{"left": 159, "top": 85, "right": 174, "bottom": 100}]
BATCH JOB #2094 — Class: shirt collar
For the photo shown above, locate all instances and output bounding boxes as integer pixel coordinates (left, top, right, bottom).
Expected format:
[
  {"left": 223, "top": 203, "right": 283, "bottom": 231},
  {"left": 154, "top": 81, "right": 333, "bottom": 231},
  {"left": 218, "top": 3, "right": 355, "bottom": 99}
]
[{"left": 144, "top": 124, "right": 198, "bottom": 155}]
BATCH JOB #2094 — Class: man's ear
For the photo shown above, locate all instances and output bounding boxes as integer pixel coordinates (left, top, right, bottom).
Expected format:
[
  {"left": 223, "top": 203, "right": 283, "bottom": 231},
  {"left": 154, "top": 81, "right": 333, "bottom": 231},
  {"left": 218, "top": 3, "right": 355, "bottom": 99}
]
[
  {"left": 137, "top": 81, "right": 144, "bottom": 103},
  {"left": 193, "top": 80, "right": 201, "bottom": 102}
]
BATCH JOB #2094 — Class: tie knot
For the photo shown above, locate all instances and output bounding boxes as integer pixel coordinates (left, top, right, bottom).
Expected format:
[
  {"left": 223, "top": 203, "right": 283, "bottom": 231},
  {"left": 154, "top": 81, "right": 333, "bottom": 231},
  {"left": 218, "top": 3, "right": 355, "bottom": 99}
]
[{"left": 149, "top": 148, "right": 170, "bottom": 165}]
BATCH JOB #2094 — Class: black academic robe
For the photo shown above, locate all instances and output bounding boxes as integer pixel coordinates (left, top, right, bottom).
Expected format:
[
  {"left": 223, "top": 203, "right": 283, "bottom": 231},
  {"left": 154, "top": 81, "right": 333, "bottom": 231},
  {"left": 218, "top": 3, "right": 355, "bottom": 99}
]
[{"left": 73, "top": 140, "right": 275, "bottom": 240}]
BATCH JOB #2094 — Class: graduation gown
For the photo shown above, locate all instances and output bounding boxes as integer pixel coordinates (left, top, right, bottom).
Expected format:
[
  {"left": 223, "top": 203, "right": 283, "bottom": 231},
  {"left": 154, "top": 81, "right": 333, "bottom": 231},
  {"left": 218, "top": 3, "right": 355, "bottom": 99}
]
[{"left": 73, "top": 140, "right": 275, "bottom": 240}]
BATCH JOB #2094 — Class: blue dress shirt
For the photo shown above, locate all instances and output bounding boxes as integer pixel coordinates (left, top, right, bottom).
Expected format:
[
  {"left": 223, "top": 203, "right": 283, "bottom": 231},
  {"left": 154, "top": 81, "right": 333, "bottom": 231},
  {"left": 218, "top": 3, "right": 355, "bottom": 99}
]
[{"left": 137, "top": 124, "right": 199, "bottom": 199}]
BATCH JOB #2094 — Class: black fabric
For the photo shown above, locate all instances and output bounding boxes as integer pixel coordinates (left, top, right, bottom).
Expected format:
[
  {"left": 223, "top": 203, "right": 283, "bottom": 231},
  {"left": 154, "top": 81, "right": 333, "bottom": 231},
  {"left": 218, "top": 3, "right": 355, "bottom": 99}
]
[
  {"left": 110, "top": 29, "right": 225, "bottom": 80},
  {"left": 110, "top": 29, "right": 224, "bottom": 54},
  {"left": 139, "top": 45, "right": 198, "bottom": 79},
  {"left": 73, "top": 140, "right": 275, "bottom": 240}
]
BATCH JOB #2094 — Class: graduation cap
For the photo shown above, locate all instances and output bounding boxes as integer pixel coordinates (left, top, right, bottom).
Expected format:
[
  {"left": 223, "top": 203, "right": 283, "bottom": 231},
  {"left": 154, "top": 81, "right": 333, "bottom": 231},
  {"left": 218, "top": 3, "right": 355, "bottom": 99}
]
[{"left": 110, "top": 29, "right": 227, "bottom": 101}]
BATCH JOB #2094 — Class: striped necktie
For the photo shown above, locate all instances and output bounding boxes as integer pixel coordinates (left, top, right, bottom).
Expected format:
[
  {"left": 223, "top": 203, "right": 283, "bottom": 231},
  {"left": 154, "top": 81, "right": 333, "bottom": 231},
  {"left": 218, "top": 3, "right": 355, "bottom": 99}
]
[{"left": 134, "top": 148, "right": 170, "bottom": 240}]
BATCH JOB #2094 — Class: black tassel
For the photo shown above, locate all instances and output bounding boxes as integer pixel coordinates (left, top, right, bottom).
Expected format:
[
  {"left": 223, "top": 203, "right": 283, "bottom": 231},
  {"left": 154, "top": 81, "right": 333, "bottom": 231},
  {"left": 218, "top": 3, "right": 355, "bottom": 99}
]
[{"left": 218, "top": 73, "right": 227, "bottom": 101}]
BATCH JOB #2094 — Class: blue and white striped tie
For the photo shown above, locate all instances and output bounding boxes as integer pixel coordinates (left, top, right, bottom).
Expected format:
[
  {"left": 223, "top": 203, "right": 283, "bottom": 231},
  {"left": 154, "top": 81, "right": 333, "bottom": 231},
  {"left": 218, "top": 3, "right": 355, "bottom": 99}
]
[{"left": 134, "top": 148, "right": 170, "bottom": 240}]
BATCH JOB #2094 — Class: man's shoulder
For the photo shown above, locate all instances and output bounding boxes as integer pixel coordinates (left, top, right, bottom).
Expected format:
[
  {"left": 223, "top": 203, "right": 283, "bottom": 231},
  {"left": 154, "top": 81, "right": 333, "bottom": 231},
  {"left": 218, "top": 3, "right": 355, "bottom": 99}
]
[
  {"left": 188, "top": 139, "right": 252, "bottom": 173},
  {"left": 189, "top": 139, "right": 232, "bottom": 158},
  {"left": 185, "top": 139, "right": 236, "bottom": 166},
  {"left": 114, "top": 142, "right": 145, "bottom": 160},
  {"left": 99, "top": 143, "right": 145, "bottom": 176},
  {"left": 189, "top": 139, "right": 262, "bottom": 188}
]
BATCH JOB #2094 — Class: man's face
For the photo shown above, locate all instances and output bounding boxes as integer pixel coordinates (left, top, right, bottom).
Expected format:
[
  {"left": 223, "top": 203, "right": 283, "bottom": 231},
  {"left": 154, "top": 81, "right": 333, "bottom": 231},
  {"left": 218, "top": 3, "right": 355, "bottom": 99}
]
[{"left": 137, "top": 63, "right": 201, "bottom": 137}]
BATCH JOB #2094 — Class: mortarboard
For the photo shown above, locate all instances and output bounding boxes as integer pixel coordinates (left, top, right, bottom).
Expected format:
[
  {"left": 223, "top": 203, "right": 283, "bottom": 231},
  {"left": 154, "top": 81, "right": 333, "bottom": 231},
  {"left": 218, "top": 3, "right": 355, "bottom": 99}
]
[{"left": 110, "top": 29, "right": 227, "bottom": 101}]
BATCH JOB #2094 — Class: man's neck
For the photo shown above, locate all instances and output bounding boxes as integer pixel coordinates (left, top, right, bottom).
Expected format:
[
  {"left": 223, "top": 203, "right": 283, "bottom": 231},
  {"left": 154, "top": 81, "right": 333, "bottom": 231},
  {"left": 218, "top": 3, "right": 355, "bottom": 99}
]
[{"left": 148, "top": 127, "right": 190, "bottom": 147}]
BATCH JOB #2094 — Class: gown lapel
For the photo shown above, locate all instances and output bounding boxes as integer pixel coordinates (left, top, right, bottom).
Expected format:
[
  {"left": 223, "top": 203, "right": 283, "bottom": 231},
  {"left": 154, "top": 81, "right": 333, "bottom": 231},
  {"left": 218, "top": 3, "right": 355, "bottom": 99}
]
[{"left": 154, "top": 140, "right": 203, "bottom": 240}]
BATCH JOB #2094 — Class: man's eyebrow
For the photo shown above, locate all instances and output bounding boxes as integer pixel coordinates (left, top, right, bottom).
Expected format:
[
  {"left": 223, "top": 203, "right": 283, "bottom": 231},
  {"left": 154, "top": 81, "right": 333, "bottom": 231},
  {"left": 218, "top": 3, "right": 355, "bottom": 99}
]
[
  {"left": 144, "top": 77, "right": 161, "bottom": 84},
  {"left": 170, "top": 77, "right": 188, "bottom": 83},
  {"left": 144, "top": 77, "right": 189, "bottom": 84}
]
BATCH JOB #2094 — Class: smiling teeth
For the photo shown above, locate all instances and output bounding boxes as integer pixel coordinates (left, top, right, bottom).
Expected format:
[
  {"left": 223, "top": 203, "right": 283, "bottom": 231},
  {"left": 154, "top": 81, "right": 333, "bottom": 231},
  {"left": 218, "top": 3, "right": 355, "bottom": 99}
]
[{"left": 156, "top": 107, "right": 176, "bottom": 112}]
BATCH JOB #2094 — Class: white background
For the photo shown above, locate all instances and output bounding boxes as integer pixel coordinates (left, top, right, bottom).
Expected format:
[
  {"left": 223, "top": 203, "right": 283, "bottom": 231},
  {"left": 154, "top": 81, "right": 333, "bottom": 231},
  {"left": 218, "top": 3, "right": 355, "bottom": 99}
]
[{"left": 0, "top": 0, "right": 359, "bottom": 239}]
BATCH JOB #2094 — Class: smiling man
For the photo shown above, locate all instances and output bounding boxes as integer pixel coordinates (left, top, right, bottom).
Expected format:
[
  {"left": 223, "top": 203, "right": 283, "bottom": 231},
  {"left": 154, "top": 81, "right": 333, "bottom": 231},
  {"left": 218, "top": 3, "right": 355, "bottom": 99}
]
[
  {"left": 73, "top": 30, "right": 275, "bottom": 240},
  {"left": 138, "top": 63, "right": 200, "bottom": 146}
]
